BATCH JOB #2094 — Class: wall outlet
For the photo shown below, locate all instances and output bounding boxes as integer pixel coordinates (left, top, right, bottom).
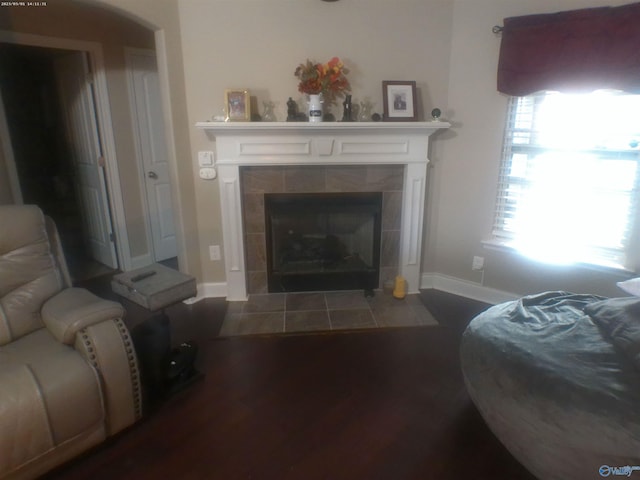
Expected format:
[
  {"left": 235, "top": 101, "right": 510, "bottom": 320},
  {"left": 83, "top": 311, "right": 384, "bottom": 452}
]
[
  {"left": 209, "top": 245, "right": 221, "bottom": 261},
  {"left": 472, "top": 255, "right": 485, "bottom": 271}
]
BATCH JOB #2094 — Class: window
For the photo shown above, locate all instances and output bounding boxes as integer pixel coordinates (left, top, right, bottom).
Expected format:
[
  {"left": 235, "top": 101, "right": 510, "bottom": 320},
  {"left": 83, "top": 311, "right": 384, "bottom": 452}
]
[{"left": 493, "top": 90, "right": 640, "bottom": 271}]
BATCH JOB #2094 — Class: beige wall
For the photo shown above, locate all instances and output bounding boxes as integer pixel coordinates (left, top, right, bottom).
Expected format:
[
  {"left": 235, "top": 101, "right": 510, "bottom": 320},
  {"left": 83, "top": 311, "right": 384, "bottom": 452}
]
[
  {"left": 72, "top": 0, "right": 636, "bottom": 298},
  {"left": 179, "top": 0, "right": 454, "bottom": 285},
  {"left": 0, "top": 0, "right": 155, "bottom": 257},
  {"left": 95, "top": 0, "right": 453, "bottom": 286}
]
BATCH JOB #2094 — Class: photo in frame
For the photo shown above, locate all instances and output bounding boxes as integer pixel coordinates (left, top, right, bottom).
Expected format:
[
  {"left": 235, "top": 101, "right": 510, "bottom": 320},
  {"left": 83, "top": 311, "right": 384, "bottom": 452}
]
[
  {"left": 382, "top": 81, "right": 418, "bottom": 121},
  {"left": 225, "top": 89, "right": 251, "bottom": 121}
]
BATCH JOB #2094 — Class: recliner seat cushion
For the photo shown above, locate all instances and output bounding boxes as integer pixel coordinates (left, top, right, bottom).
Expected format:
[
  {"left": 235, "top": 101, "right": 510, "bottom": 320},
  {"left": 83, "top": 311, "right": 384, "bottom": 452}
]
[
  {"left": 0, "top": 206, "right": 64, "bottom": 345},
  {"left": 0, "top": 329, "right": 105, "bottom": 477}
]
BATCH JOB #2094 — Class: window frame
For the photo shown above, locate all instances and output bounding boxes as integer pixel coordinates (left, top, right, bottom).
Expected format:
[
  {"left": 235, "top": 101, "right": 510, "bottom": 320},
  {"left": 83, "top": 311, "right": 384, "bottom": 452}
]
[{"left": 491, "top": 91, "right": 640, "bottom": 273}]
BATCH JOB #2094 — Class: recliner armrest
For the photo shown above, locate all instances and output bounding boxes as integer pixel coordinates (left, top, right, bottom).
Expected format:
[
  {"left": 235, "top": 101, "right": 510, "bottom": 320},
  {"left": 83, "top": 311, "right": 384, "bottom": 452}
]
[{"left": 42, "top": 287, "right": 126, "bottom": 345}]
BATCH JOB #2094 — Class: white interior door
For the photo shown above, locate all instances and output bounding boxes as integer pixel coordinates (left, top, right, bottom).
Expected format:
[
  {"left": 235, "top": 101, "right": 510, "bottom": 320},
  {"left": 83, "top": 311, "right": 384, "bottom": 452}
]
[
  {"left": 54, "top": 51, "right": 117, "bottom": 268},
  {"left": 126, "top": 49, "right": 177, "bottom": 262}
]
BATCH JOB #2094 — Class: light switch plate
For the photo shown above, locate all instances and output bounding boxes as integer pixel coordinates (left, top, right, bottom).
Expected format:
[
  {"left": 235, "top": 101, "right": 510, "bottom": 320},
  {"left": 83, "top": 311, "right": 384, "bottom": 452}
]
[{"left": 198, "top": 151, "right": 214, "bottom": 166}]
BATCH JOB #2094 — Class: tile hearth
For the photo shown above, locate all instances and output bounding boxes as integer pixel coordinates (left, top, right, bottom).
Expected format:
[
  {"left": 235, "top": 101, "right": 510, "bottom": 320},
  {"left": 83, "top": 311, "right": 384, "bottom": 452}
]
[{"left": 220, "top": 290, "right": 438, "bottom": 337}]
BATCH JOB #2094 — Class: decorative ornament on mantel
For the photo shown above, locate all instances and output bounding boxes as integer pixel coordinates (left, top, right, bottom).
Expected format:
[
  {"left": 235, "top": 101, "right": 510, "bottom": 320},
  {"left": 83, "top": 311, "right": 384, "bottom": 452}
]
[
  {"left": 294, "top": 57, "right": 350, "bottom": 122},
  {"left": 262, "top": 101, "right": 277, "bottom": 121}
]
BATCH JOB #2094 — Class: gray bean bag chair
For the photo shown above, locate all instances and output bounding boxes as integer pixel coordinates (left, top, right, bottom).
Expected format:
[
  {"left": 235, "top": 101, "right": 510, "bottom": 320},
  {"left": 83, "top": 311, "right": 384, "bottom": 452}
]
[{"left": 461, "top": 291, "right": 640, "bottom": 480}]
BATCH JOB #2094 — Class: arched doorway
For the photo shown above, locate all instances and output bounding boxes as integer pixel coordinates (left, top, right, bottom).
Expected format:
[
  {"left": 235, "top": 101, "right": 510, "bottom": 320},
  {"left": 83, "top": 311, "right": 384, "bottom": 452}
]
[{"left": 0, "top": 0, "right": 182, "bottom": 280}]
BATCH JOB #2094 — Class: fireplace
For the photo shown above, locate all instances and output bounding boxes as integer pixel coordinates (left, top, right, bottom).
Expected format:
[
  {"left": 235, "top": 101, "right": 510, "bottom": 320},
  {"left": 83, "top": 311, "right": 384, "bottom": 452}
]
[
  {"left": 265, "top": 192, "right": 382, "bottom": 292},
  {"left": 197, "top": 121, "right": 450, "bottom": 301}
]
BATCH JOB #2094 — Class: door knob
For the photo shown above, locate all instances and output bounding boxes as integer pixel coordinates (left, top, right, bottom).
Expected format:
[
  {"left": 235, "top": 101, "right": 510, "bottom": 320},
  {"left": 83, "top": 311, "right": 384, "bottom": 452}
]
[{"left": 148, "top": 171, "right": 158, "bottom": 179}]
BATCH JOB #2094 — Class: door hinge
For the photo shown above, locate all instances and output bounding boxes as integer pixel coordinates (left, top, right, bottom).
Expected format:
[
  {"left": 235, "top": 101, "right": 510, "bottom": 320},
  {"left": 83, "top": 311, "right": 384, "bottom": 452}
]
[{"left": 109, "top": 232, "right": 115, "bottom": 242}]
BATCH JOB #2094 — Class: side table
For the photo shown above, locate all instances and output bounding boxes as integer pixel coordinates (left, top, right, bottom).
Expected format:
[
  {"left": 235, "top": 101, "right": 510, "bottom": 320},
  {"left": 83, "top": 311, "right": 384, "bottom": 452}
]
[{"left": 111, "top": 263, "right": 201, "bottom": 407}]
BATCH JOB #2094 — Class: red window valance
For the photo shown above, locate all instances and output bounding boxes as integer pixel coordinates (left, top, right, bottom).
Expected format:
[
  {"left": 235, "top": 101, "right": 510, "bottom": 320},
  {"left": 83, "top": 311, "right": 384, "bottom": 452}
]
[{"left": 497, "top": 2, "right": 640, "bottom": 96}]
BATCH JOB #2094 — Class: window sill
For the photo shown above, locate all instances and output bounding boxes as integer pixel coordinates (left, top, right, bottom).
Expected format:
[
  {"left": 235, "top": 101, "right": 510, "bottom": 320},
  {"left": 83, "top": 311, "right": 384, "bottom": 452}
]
[{"left": 480, "top": 238, "right": 637, "bottom": 276}]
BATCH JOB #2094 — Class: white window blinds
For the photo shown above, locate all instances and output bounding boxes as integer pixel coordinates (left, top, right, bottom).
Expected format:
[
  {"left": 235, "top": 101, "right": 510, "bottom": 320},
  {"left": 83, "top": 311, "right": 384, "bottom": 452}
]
[{"left": 493, "top": 91, "right": 640, "bottom": 270}]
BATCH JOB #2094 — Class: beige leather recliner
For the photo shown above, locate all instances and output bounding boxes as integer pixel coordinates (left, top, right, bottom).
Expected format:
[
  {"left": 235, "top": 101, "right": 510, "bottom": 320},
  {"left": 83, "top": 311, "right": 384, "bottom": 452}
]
[{"left": 0, "top": 205, "right": 142, "bottom": 480}]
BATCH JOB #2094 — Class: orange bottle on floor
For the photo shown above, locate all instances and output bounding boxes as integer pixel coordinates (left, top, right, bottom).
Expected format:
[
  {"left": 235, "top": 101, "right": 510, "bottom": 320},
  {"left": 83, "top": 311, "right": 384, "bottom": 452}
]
[{"left": 393, "top": 275, "right": 406, "bottom": 300}]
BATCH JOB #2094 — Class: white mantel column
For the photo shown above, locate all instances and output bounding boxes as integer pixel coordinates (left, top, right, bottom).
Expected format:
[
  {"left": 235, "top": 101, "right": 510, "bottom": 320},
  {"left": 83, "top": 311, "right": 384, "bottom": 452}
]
[
  {"left": 401, "top": 162, "right": 428, "bottom": 294},
  {"left": 217, "top": 163, "right": 247, "bottom": 301}
]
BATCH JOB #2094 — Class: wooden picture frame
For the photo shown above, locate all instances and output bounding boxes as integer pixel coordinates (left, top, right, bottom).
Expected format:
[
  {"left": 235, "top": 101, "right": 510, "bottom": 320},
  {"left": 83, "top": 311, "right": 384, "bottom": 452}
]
[
  {"left": 382, "top": 81, "right": 418, "bottom": 121},
  {"left": 225, "top": 89, "right": 250, "bottom": 121}
]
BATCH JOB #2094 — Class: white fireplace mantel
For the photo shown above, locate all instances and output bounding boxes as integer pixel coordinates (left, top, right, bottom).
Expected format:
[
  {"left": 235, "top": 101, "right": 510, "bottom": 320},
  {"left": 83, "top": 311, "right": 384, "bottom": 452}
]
[{"left": 196, "top": 121, "right": 450, "bottom": 300}]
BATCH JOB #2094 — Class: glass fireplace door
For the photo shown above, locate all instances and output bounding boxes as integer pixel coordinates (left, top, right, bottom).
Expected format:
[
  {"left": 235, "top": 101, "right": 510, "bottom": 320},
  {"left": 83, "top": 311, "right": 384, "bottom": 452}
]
[{"left": 265, "top": 192, "right": 382, "bottom": 293}]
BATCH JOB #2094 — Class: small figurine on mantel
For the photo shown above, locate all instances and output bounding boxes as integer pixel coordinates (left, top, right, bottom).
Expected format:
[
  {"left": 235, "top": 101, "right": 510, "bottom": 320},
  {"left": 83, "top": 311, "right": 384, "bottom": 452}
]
[
  {"left": 286, "top": 97, "right": 308, "bottom": 121},
  {"left": 286, "top": 97, "right": 298, "bottom": 121},
  {"left": 341, "top": 94, "right": 353, "bottom": 122}
]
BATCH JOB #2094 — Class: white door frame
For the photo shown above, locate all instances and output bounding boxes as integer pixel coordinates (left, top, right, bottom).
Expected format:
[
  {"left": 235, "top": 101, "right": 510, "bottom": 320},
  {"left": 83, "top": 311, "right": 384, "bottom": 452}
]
[
  {"left": 152, "top": 31, "right": 188, "bottom": 273},
  {"left": 125, "top": 46, "right": 155, "bottom": 266},
  {"left": 0, "top": 30, "right": 134, "bottom": 271}
]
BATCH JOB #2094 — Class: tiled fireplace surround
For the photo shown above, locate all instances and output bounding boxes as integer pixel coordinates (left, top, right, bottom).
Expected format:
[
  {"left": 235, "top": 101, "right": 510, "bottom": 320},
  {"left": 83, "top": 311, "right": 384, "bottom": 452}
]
[
  {"left": 197, "top": 122, "right": 449, "bottom": 301},
  {"left": 241, "top": 164, "right": 404, "bottom": 294}
]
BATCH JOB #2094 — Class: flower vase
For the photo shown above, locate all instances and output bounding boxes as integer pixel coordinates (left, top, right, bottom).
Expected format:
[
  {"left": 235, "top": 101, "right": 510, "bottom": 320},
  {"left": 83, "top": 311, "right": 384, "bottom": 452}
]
[{"left": 308, "top": 94, "right": 323, "bottom": 122}]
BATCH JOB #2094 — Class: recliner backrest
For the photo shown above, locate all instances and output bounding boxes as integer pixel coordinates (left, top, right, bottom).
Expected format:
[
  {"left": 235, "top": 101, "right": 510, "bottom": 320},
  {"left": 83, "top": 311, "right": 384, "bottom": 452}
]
[{"left": 0, "top": 205, "right": 65, "bottom": 345}]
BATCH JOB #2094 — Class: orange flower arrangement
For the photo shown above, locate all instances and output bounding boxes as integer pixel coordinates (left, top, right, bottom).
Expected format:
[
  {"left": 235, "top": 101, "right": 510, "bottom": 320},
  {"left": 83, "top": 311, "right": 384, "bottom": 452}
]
[{"left": 294, "top": 57, "right": 350, "bottom": 105}]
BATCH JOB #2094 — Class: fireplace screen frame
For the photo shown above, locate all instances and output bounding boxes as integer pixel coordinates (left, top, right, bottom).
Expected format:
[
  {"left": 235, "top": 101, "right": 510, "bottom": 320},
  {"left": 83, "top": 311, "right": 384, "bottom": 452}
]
[{"left": 264, "top": 192, "right": 383, "bottom": 293}]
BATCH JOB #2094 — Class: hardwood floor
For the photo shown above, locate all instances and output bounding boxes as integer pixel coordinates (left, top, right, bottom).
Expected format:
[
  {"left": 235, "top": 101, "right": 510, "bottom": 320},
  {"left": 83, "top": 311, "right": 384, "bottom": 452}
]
[{"left": 44, "top": 281, "right": 535, "bottom": 480}]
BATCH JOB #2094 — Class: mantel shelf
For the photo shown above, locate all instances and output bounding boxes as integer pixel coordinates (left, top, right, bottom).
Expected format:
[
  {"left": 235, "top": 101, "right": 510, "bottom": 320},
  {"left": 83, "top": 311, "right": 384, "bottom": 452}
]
[{"left": 195, "top": 121, "right": 450, "bottom": 136}]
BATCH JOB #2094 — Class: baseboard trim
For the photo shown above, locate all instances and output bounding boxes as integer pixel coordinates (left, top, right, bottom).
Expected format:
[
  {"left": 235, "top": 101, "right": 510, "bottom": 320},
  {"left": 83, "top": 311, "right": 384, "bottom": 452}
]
[
  {"left": 187, "top": 275, "right": 519, "bottom": 306},
  {"left": 183, "top": 282, "right": 228, "bottom": 304},
  {"left": 420, "top": 272, "right": 519, "bottom": 305},
  {"left": 129, "top": 253, "right": 154, "bottom": 270}
]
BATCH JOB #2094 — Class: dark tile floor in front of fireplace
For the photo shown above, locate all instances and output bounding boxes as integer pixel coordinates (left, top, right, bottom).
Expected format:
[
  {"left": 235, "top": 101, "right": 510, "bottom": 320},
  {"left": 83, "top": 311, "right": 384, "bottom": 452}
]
[{"left": 220, "top": 290, "right": 438, "bottom": 337}]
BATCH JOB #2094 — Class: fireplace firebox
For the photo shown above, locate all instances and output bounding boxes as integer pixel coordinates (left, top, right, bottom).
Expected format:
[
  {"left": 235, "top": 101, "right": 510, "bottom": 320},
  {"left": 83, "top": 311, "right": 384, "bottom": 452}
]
[{"left": 265, "top": 192, "right": 382, "bottom": 293}]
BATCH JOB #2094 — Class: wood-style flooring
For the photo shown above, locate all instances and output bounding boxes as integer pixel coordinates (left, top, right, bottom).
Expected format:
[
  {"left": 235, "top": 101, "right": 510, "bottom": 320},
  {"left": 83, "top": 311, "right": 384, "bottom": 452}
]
[{"left": 43, "top": 282, "right": 536, "bottom": 480}]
